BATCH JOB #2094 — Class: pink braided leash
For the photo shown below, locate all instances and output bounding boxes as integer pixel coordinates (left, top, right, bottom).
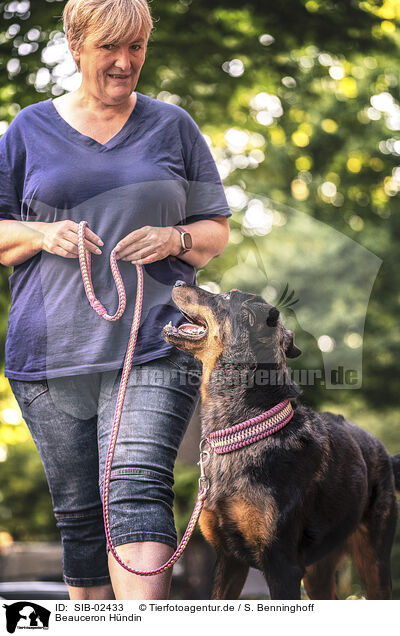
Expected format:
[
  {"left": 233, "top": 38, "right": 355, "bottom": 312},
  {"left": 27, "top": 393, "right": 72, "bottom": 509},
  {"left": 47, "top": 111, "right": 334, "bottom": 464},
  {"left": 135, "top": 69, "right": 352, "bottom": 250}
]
[{"left": 77, "top": 220, "right": 208, "bottom": 576}]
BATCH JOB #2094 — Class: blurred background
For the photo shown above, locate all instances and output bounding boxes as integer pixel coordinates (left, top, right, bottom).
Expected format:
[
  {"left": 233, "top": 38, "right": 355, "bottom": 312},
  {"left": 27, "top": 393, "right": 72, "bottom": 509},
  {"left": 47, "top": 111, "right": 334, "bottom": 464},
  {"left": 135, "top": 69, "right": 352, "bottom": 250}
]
[{"left": 0, "top": 0, "right": 399, "bottom": 599}]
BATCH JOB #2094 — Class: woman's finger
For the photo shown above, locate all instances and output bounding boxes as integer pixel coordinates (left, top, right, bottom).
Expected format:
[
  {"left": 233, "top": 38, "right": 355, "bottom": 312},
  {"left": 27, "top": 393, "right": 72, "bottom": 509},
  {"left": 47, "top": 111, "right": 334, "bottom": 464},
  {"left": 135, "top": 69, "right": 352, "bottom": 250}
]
[
  {"left": 46, "top": 236, "right": 102, "bottom": 258},
  {"left": 115, "top": 226, "right": 149, "bottom": 251},
  {"left": 64, "top": 228, "right": 103, "bottom": 255},
  {"left": 119, "top": 231, "right": 169, "bottom": 260},
  {"left": 120, "top": 245, "right": 159, "bottom": 261},
  {"left": 70, "top": 222, "right": 104, "bottom": 247},
  {"left": 117, "top": 242, "right": 151, "bottom": 260},
  {"left": 131, "top": 250, "right": 159, "bottom": 265},
  {"left": 82, "top": 226, "right": 104, "bottom": 247}
]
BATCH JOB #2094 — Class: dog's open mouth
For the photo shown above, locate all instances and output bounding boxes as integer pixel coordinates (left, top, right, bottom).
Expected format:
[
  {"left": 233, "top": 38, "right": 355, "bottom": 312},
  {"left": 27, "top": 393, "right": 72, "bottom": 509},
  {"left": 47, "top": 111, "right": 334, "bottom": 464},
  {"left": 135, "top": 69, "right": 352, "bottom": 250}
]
[{"left": 163, "top": 310, "right": 208, "bottom": 340}]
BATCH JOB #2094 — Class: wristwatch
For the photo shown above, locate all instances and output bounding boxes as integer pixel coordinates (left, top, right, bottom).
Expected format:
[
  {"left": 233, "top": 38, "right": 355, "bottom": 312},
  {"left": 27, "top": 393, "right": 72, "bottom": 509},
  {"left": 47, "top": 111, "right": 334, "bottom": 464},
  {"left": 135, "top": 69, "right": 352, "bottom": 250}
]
[{"left": 173, "top": 225, "right": 192, "bottom": 255}]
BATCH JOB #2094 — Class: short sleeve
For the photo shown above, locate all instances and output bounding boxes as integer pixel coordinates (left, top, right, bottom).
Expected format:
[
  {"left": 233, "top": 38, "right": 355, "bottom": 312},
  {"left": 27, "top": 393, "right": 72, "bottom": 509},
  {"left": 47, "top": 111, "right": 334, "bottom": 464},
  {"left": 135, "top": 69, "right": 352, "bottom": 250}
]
[
  {"left": 183, "top": 127, "right": 231, "bottom": 224},
  {"left": 0, "top": 126, "right": 22, "bottom": 221}
]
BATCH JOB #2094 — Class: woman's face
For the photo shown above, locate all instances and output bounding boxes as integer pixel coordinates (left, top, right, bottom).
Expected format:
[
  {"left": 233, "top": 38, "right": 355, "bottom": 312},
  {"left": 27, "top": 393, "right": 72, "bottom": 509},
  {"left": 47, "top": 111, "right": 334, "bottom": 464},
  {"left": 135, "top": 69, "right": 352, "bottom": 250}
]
[{"left": 70, "top": 30, "right": 147, "bottom": 105}]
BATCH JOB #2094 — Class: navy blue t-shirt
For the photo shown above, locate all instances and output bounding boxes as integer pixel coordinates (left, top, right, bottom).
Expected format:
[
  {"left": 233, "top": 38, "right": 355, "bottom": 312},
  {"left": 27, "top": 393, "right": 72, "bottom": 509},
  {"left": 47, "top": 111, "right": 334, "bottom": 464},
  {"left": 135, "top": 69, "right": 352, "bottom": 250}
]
[{"left": 0, "top": 92, "right": 231, "bottom": 380}]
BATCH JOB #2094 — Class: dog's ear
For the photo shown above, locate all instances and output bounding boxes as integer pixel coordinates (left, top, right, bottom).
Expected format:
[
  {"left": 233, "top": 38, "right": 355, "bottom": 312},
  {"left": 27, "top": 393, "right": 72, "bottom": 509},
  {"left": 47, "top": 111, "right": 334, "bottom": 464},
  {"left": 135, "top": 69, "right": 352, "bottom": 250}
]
[
  {"left": 283, "top": 328, "right": 302, "bottom": 358},
  {"left": 266, "top": 307, "right": 280, "bottom": 328}
]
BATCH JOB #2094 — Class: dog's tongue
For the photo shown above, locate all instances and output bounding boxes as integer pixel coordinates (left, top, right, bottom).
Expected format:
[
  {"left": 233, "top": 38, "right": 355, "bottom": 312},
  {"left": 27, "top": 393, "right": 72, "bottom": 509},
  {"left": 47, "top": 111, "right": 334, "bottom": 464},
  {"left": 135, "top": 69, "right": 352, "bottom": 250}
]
[{"left": 178, "top": 322, "right": 205, "bottom": 335}]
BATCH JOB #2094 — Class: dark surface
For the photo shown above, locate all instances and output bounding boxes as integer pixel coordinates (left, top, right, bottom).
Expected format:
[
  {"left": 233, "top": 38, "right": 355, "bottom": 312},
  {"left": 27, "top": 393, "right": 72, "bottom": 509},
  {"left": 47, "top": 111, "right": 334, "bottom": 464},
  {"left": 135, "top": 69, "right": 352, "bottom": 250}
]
[{"left": 0, "top": 581, "right": 69, "bottom": 600}]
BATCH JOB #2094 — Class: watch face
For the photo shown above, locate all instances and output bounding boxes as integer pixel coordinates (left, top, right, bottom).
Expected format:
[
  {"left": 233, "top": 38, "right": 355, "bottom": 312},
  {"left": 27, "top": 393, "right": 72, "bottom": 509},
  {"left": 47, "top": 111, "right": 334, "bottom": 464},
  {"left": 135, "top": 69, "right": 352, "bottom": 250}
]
[{"left": 183, "top": 233, "right": 192, "bottom": 249}]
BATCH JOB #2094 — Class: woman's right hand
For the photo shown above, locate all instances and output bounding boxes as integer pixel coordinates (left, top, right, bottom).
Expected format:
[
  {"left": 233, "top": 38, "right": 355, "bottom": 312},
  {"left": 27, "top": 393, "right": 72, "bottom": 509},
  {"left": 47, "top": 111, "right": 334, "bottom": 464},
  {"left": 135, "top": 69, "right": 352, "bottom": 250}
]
[{"left": 40, "top": 220, "right": 103, "bottom": 258}]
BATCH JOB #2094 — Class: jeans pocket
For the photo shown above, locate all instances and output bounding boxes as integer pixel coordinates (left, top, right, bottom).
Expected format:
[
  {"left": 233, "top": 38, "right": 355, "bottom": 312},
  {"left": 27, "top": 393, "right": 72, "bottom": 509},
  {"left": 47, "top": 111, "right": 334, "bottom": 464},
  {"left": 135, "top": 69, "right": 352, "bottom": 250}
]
[
  {"left": 165, "top": 347, "right": 199, "bottom": 372},
  {"left": 9, "top": 378, "right": 49, "bottom": 408},
  {"left": 165, "top": 350, "right": 202, "bottom": 390},
  {"left": 99, "top": 368, "right": 122, "bottom": 402}
]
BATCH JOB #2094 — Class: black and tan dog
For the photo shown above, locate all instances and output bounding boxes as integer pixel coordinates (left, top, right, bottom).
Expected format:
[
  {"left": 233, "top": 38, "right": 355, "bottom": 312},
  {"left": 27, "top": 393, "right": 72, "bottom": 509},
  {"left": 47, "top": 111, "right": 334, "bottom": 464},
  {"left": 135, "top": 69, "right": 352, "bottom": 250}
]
[{"left": 163, "top": 281, "right": 400, "bottom": 600}]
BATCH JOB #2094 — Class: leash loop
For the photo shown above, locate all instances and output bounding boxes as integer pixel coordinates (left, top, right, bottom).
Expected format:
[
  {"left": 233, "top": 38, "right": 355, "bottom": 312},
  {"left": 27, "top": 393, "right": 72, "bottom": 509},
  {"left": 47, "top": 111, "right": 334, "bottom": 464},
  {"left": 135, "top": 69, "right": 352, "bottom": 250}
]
[{"left": 77, "top": 220, "right": 208, "bottom": 577}]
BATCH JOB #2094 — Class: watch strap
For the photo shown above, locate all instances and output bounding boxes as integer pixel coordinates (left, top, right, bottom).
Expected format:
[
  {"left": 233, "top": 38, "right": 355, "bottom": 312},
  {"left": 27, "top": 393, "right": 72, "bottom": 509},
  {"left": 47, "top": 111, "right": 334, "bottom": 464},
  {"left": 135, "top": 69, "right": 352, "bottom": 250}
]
[{"left": 173, "top": 226, "right": 192, "bottom": 255}]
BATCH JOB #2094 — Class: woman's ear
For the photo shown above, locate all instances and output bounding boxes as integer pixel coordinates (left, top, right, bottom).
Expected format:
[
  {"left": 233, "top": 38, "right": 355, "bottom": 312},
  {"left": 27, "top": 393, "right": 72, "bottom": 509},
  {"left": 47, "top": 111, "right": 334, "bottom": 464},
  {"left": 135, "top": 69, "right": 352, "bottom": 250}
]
[{"left": 69, "top": 37, "right": 81, "bottom": 71}]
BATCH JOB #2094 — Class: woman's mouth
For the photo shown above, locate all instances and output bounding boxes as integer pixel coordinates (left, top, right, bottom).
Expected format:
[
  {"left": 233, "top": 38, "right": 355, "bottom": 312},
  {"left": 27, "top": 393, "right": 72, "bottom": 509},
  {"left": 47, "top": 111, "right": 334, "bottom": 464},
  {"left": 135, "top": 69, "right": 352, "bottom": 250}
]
[{"left": 108, "top": 74, "right": 130, "bottom": 80}]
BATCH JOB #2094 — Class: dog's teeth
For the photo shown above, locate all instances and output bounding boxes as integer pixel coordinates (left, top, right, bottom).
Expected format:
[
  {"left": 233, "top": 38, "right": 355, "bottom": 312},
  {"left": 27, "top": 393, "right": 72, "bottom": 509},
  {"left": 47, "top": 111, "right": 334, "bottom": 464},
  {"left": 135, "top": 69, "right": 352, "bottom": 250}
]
[{"left": 178, "top": 323, "right": 206, "bottom": 335}]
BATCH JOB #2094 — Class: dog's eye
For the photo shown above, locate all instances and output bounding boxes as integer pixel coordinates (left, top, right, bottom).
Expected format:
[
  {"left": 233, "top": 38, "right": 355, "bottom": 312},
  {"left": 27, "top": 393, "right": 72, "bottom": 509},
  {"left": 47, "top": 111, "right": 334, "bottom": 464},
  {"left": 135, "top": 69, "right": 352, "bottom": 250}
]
[{"left": 221, "top": 292, "right": 230, "bottom": 300}]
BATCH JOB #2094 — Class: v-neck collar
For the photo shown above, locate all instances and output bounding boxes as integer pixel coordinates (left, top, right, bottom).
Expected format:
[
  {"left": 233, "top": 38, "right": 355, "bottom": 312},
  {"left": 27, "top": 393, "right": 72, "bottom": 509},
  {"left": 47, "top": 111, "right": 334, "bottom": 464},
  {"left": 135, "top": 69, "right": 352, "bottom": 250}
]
[{"left": 46, "top": 92, "right": 145, "bottom": 152}]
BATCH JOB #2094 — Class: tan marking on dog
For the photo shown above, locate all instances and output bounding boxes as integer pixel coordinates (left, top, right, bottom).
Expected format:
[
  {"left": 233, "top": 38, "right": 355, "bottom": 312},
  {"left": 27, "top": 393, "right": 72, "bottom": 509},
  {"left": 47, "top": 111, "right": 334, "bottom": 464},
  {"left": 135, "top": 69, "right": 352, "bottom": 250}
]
[
  {"left": 303, "top": 547, "right": 346, "bottom": 599},
  {"left": 199, "top": 507, "right": 221, "bottom": 549},
  {"left": 187, "top": 310, "right": 231, "bottom": 401},
  {"left": 170, "top": 289, "right": 233, "bottom": 399},
  {"left": 227, "top": 496, "right": 277, "bottom": 549},
  {"left": 347, "top": 524, "right": 390, "bottom": 599}
]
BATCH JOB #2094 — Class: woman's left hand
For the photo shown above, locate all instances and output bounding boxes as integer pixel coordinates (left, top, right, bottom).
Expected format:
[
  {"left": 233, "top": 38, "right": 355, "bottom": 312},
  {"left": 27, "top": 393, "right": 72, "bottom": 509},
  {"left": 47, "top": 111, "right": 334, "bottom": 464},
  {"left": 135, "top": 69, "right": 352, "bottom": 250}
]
[{"left": 114, "top": 226, "right": 181, "bottom": 265}]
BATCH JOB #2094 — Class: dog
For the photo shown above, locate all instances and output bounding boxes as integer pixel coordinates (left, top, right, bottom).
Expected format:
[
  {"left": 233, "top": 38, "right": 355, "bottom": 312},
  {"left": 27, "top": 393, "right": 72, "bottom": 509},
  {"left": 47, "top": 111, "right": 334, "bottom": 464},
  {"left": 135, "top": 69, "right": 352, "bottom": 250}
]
[{"left": 162, "top": 281, "right": 400, "bottom": 600}]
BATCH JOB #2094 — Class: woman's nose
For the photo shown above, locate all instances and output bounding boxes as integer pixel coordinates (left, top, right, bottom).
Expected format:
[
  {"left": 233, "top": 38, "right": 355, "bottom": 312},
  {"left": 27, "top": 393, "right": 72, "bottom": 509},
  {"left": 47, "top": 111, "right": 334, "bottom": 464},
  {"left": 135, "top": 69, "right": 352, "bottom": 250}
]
[{"left": 114, "top": 49, "right": 132, "bottom": 71}]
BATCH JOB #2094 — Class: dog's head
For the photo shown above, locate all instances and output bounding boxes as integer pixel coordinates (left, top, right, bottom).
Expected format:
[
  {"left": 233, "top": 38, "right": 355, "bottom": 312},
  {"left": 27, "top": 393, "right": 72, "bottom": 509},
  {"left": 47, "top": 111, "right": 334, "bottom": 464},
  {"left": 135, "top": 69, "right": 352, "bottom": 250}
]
[{"left": 162, "top": 282, "right": 301, "bottom": 373}]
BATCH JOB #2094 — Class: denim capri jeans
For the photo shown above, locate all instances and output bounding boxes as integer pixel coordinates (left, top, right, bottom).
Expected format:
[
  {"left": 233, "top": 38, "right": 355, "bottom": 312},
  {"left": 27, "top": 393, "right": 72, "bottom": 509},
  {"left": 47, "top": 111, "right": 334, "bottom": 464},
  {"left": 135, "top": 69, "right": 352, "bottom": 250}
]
[{"left": 8, "top": 348, "right": 202, "bottom": 587}]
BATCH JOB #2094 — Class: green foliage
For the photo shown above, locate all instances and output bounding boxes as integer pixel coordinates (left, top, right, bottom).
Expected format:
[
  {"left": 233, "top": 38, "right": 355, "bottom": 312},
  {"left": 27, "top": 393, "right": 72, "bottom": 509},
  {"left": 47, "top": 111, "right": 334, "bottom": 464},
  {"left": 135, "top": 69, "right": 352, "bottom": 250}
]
[
  {"left": 173, "top": 462, "right": 201, "bottom": 536},
  {"left": 0, "top": 432, "right": 58, "bottom": 541}
]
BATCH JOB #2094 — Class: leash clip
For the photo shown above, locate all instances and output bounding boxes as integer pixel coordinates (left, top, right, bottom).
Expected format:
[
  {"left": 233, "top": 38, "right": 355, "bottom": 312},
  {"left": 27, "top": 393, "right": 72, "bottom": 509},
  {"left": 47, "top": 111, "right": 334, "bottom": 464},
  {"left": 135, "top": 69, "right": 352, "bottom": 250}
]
[{"left": 198, "top": 439, "right": 210, "bottom": 492}]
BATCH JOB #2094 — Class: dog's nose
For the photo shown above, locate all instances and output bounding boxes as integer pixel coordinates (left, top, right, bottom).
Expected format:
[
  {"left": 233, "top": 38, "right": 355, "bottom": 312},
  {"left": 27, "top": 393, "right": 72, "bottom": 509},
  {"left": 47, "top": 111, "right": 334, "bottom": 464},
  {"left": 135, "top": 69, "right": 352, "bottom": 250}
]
[{"left": 174, "top": 280, "right": 186, "bottom": 287}]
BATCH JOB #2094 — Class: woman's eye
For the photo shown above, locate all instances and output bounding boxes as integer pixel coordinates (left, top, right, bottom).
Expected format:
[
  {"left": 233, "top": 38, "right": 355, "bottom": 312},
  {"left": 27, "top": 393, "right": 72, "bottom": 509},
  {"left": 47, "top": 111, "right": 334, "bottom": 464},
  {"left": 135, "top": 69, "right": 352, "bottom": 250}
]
[{"left": 101, "top": 44, "right": 141, "bottom": 51}]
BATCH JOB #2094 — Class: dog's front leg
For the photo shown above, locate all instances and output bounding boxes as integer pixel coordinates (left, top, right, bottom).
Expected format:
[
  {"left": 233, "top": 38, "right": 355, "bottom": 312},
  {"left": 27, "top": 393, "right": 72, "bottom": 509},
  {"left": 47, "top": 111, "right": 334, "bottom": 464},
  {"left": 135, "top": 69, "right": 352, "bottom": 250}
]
[
  {"left": 262, "top": 550, "right": 304, "bottom": 600},
  {"left": 211, "top": 551, "right": 249, "bottom": 600}
]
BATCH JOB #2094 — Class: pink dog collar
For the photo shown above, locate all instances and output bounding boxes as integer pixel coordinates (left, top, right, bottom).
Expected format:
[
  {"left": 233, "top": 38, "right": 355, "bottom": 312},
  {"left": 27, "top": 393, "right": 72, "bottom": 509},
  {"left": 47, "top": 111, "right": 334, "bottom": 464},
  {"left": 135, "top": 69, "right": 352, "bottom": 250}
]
[{"left": 206, "top": 400, "right": 293, "bottom": 454}]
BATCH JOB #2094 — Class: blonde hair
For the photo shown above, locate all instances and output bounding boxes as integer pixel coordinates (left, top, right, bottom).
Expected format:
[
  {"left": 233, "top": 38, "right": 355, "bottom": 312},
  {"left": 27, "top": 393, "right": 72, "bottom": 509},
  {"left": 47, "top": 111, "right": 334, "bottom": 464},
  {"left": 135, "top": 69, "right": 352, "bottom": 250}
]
[{"left": 63, "top": 0, "right": 153, "bottom": 70}]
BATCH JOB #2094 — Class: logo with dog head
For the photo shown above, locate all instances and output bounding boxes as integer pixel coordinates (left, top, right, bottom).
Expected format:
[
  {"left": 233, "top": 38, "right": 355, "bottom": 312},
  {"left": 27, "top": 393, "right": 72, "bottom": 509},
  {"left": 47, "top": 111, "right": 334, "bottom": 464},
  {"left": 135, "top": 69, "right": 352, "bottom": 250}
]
[{"left": 3, "top": 602, "right": 50, "bottom": 633}]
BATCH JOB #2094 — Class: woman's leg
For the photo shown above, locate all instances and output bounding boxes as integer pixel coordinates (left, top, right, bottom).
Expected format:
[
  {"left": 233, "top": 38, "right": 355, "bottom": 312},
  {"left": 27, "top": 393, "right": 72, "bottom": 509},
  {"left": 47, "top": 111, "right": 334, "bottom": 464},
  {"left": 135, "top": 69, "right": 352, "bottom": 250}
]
[
  {"left": 98, "top": 351, "right": 201, "bottom": 599},
  {"left": 8, "top": 376, "right": 113, "bottom": 598},
  {"left": 108, "top": 542, "right": 174, "bottom": 599},
  {"left": 67, "top": 583, "right": 114, "bottom": 600}
]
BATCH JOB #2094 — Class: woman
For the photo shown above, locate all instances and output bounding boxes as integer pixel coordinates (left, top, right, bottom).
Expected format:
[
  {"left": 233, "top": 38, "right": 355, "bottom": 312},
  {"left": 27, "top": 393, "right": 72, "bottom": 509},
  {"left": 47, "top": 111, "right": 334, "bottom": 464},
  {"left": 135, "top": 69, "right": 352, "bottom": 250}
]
[{"left": 0, "top": 0, "right": 231, "bottom": 600}]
